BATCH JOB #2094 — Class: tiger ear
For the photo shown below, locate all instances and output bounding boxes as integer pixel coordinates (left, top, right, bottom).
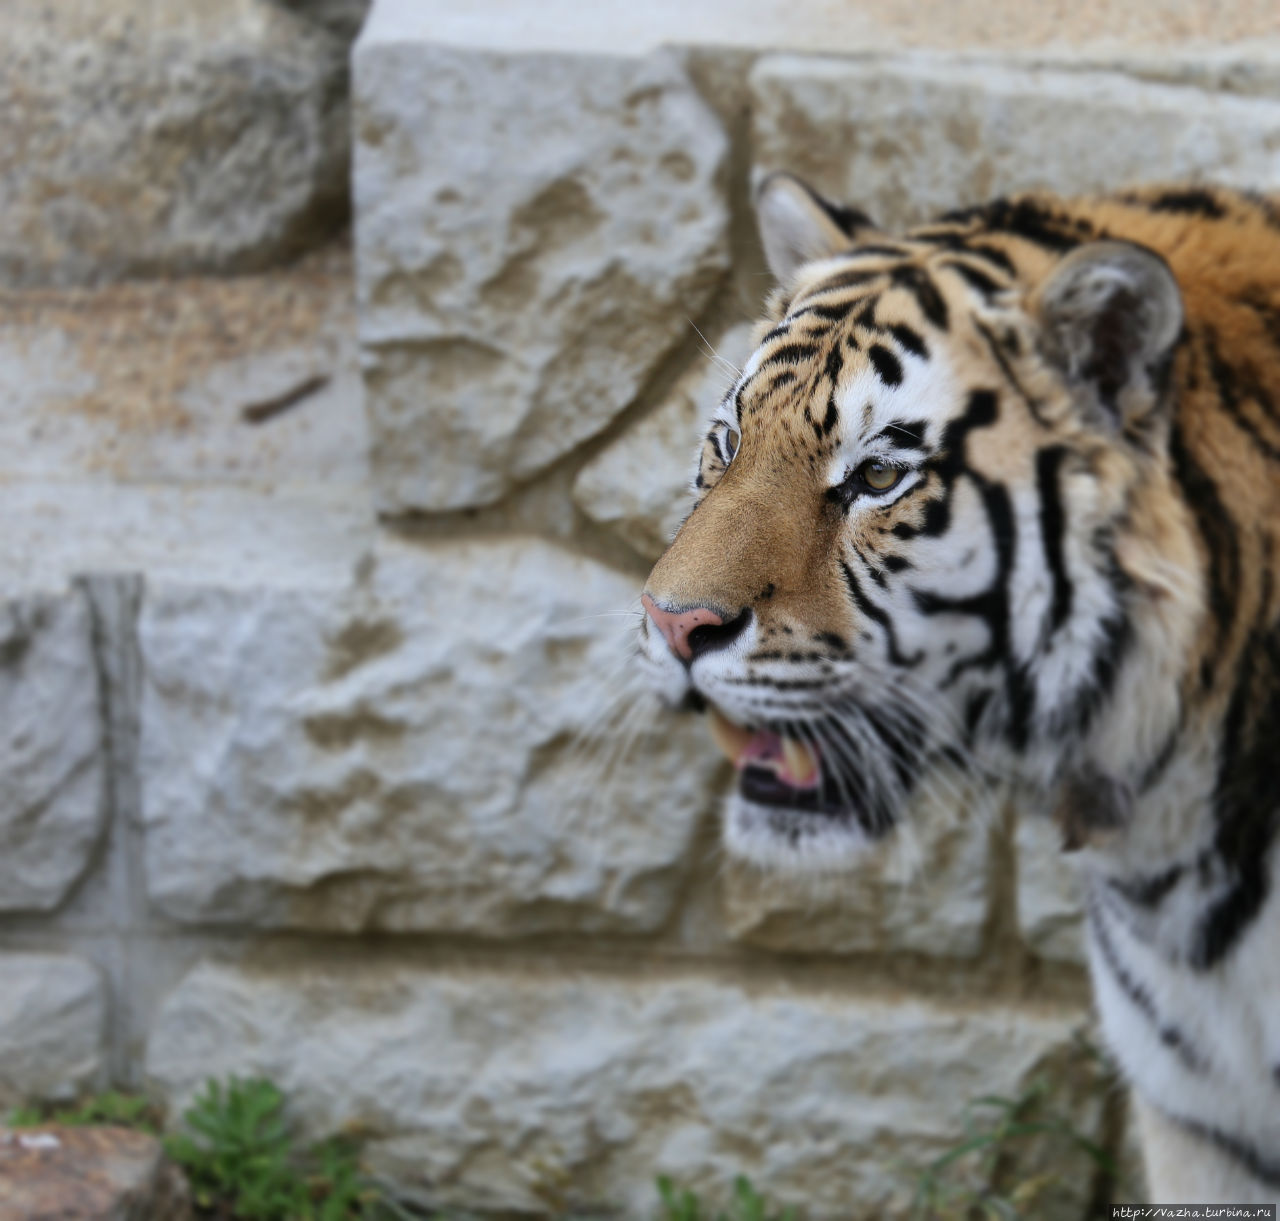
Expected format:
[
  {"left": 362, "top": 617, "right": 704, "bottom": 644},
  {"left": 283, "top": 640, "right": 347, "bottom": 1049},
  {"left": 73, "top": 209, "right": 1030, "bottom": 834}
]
[
  {"left": 1032, "top": 240, "right": 1183, "bottom": 433},
  {"left": 755, "top": 172, "right": 878, "bottom": 283}
]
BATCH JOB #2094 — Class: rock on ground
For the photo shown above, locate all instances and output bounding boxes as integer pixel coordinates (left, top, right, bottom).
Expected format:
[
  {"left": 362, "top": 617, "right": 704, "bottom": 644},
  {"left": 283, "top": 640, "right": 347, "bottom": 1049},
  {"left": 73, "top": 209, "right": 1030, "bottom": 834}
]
[
  {"left": 355, "top": 10, "right": 730, "bottom": 511},
  {"left": 0, "top": 1126, "right": 190, "bottom": 1221},
  {"left": 750, "top": 55, "right": 1280, "bottom": 231},
  {"left": 146, "top": 960, "right": 1103, "bottom": 1220},
  {"left": 0, "top": 955, "right": 105, "bottom": 1106},
  {"left": 139, "top": 537, "right": 720, "bottom": 933},
  {"left": 1, "top": 0, "right": 349, "bottom": 286}
]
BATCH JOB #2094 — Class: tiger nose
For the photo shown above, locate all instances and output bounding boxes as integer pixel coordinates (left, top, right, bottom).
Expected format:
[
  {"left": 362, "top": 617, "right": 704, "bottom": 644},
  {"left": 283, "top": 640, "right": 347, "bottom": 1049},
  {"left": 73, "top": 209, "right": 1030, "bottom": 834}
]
[{"left": 641, "top": 595, "right": 746, "bottom": 663}]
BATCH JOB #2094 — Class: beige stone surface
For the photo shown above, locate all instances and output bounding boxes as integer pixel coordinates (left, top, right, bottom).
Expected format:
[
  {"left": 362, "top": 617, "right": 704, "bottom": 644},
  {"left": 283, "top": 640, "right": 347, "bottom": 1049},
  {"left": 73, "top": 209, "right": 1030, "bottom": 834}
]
[
  {"left": 0, "top": 247, "right": 365, "bottom": 490},
  {"left": 750, "top": 56, "right": 1280, "bottom": 232},
  {"left": 1, "top": 1, "right": 349, "bottom": 287},
  {"left": 146, "top": 960, "right": 1102, "bottom": 1220},
  {"left": 139, "top": 537, "right": 720, "bottom": 933},
  {"left": 355, "top": 37, "right": 730, "bottom": 510},
  {"left": 722, "top": 785, "right": 994, "bottom": 957},
  {"left": 0, "top": 1125, "right": 191, "bottom": 1221},
  {"left": 0, "top": 955, "right": 104, "bottom": 1105},
  {"left": 0, "top": 588, "right": 105, "bottom": 912},
  {"left": 573, "top": 323, "right": 755, "bottom": 560},
  {"left": 1016, "top": 814, "right": 1087, "bottom": 965}
]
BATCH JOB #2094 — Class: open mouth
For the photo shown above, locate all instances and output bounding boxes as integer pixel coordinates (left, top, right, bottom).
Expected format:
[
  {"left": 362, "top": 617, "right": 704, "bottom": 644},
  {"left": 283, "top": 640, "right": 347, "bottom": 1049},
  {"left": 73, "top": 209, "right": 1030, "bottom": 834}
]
[{"left": 706, "top": 706, "right": 855, "bottom": 820}]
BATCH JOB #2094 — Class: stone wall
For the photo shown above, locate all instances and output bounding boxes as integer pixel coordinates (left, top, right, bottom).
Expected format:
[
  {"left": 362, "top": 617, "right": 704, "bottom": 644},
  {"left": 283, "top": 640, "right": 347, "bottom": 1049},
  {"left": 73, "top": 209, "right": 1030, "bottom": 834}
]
[{"left": 2, "top": 1, "right": 1279, "bottom": 1216}]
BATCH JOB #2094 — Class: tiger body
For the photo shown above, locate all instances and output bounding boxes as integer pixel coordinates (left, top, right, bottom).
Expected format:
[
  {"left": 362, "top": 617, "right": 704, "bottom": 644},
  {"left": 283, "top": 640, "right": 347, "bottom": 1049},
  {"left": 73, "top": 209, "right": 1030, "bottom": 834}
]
[{"left": 636, "top": 179, "right": 1280, "bottom": 1202}]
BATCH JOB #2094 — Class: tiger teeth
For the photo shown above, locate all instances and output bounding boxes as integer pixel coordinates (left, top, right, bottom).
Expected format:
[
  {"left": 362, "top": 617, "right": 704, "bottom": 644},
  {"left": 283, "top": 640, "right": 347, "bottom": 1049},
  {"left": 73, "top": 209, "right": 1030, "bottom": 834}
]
[
  {"left": 782, "top": 736, "right": 819, "bottom": 786},
  {"left": 708, "top": 707, "right": 754, "bottom": 764}
]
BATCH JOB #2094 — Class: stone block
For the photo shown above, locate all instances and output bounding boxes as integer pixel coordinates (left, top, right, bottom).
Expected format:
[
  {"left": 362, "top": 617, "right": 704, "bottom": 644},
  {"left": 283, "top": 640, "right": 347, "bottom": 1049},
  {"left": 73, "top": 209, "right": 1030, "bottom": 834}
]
[
  {"left": 1016, "top": 814, "right": 1087, "bottom": 964},
  {"left": 722, "top": 780, "right": 994, "bottom": 957},
  {"left": 0, "top": 955, "right": 105, "bottom": 1105},
  {"left": 0, "top": 247, "right": 365, "bottom": 491},
  {"left": 139, "top": 537, "right": 720, "bottom": 932},
  {"left": 750, "top": 56, "right": 1280, "bottom": 231},
  {"left": 340, "top": 1, "right": 1280, "bottom": 59},
  {"left": 1, "top": 0, "right": 348, "bottom": 286},
  {"left": 0, "top": 588, "right": 105, "bottom": 912},
  {"left": 355, "top": 8, "right": 730, "bottom": 511},
  {"left": 573, "top": 323, "right": 755, "bottom": 560},
  {"left": 147, "top": 960, "right": 1102, "bottom": 1220}
]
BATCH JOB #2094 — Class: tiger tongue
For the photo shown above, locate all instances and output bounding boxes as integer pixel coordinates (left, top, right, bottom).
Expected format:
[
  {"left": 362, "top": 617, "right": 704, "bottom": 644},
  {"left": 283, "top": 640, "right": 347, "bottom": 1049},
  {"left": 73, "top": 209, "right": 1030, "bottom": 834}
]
[{"left": 707, "top": 708, "right": 820, "bottom": 788}]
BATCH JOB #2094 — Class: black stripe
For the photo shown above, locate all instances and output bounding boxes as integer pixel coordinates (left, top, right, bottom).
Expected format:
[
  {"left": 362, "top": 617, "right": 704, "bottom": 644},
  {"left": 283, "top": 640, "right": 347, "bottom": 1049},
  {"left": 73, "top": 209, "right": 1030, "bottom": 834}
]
[
  {"left": 823, "top": 343, "right": 844, "bottom": 386},
  {"left": 890, "top": 265, "right": 949, "bottom": 330},
  {"left": 1243, "top": 289, "right": 1280, "bottom": 354},
  {"left": 840, "top": 560, "right": 921, "bottom": 668},
  {"left": 967, "top": 244, "right": 1017, "bottom": 276},
  {"left": 788, "top": 300, "right": 857, "bottom": 323},
  {"left": 821, "top": 199, "right": 876, "bottom": 235},
  {"left": 804, "top": 268, "right": 882, "bottom": 295},
  {"left": 1146, "top": 188, "right": 1227, "bottom": 219},
  {"left": 943, "top": 259, "right": 1003, "bottom": 298},
  {"left": 867, "top": 343, "right": 903, "bottom": 387},
  {"left": 846, "top": 243, "right": 910, "bottom": 258},
  {"left": 1108, "top": 863, "right": 1184, "bottom": 908},
  {"left": 1047, "top": 559, "right": 1132, "bottom": 740},
  {"left": 975, "top": 318, "right": 1050, "bottom": 428},
  {"left": 941, "top": 198, "right": 1088, "bottom": 252},
  {"left": 875, "top": 418, "right": 928, "bottom": 450},
  {"left": 1166, "top": 1114, "right": 1280, "bottom": 1189},
  {"left": 1035, "top": 446, "right": 1073, "bottom": 633},
  {"left": 762, "top": 341, "right": 818, "bottom": 368},
  {"left": 1088, "top": 897, "right": 1209, "bottom": 1073},
  {"left": 818, "top": 397, "right": 839, "bottom": 437},
  {"left": 887, "top": 323, "right": 927, "bottom": 358},
  {"left": 1192, "top": 599, "right": 1280, "bottom": 969},
  {"left": 1168, "top": 424, "right": 1240, "bottom": 683},
  {"left": 1204, "top": 329, "right": 1280, "bottom": 459}
]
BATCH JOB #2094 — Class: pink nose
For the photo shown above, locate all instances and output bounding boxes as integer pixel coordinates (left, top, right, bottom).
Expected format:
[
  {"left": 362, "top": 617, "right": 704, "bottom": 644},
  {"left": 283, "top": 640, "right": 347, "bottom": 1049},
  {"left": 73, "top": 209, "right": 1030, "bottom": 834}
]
[{"left": 642, "top": 594, "right": 724, "bottom": 662}]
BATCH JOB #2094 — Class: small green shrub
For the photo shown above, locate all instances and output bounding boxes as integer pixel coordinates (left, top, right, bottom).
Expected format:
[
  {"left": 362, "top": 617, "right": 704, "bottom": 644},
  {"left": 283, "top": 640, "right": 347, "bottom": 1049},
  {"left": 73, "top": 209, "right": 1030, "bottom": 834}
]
[
  {"left": 908, "top": 1076, "right": 1119, "bottom": 1221},
  {"left": 163, "top": 1076, "right": 387, "bottom": 1221},
  {"left": 656, "top": 1174, "right": 799, "bottom": 1221},
  {"left": 6, "top": 1090, "right": 161, "bottom": 1134}
]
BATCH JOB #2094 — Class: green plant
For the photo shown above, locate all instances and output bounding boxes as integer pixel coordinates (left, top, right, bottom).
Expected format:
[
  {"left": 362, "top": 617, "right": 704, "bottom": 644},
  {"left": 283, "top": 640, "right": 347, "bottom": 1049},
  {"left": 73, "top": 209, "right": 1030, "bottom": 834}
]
[
  {"left": 6, "top": 1090, "right": 161, "bottom": 1134},
  {"left": 656, "top": 1174, "right": 798, "bottom": 1221},
  {"left": 908, "top": 1077, "right": 1119, "bottom": 1221},
  {"left": 164, "top": 1076, "right": 385, "bottom": 1221}
]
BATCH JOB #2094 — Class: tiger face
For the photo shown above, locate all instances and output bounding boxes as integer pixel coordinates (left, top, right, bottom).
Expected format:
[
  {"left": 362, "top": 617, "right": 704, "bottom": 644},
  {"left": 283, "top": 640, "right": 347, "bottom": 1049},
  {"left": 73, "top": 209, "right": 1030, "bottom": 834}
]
[{"left": 637, "top": 174, "right": 1197, "bottom": 868}]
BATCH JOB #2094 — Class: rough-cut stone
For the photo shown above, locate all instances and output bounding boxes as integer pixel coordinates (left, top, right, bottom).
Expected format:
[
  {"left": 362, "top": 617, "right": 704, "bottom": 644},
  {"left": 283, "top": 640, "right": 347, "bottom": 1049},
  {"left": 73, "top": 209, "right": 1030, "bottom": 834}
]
[
  {"left": 0, "top": 1126, "right": 191, "bottom": 1221},
  {"left": 722, "top": 781, "right": 994, "bottom": 957},
  {"left": 271, "top": 0, "right": 372, "bottom": 43},
  {"left": 1, "top": 1, "right": 348, "bottom": 286},
  {"left": 355, "top": 14, "right": 730, "bottom": 511},
  {"left": 0, "top": 955, "right": 104, "bottom": 1104},
  {"left": 147, "top": 961, "right": 1102, "bottom": 1220},
  {"left": 0, "top": 589, "right": 105, "bottom": 912},
  {"left": 350, "top": 1, "right": 1280, "bottom": 58},
  {"left": 573, "top": 323, "right": 755, "bottom": 559},
  {"left": 139, "top": 537, "right": 720, "bottom": 932},
  {"left": 1016, "top": 813, "right": 1087, "bottom": 964},
  {"left": 0, "top": 246, "right": 365, "bottom": 490},
  {"left": 750, "top": 56, "right": 1280, "bottom": 231}
]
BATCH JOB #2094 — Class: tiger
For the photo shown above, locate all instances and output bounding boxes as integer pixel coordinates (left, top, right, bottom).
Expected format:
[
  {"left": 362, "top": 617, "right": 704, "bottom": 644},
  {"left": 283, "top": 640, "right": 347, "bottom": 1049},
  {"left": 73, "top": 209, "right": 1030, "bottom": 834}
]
[{"left": 635, "top": 172, "right": 1280, "bottom": 1205}]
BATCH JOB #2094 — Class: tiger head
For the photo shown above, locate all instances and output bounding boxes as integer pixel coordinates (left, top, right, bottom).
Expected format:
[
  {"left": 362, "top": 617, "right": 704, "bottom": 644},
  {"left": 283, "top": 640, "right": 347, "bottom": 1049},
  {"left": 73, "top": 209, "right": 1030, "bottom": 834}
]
[{"left": 637, "top": 173, "right": 1201, "bottom": 868}]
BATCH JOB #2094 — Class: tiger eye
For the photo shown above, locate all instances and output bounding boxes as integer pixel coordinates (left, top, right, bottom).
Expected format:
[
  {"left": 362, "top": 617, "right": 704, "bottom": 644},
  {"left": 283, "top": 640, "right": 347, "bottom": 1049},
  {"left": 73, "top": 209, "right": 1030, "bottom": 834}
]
[
  {"left": 861, "top": 461, "right": 901, "bottom": 491},
  {"left": 725, "top": 426, "right": 740, "bottom": 461}
]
